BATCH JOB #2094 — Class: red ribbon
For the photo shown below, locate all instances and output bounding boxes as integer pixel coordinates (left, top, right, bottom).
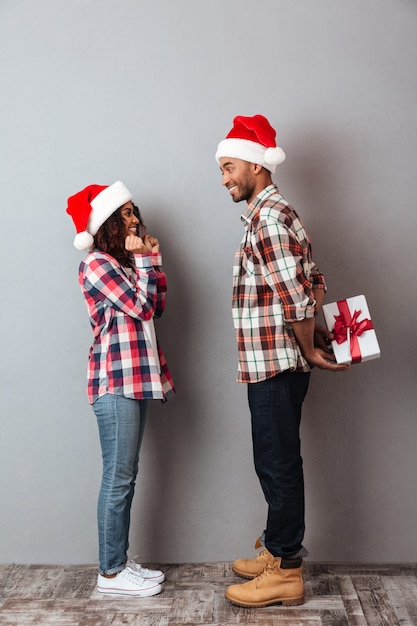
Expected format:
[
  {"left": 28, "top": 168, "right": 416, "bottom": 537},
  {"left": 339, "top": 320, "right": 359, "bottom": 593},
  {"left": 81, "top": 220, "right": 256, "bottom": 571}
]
[{"left": 333, "top": 300, "right": 374, "bottom": 364}]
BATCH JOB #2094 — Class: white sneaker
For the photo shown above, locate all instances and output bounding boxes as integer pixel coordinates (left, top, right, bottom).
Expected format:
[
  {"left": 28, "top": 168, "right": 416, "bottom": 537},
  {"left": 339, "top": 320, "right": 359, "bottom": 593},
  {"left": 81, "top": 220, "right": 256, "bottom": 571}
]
[
  {"left": 97, "top": 567, "right": 162, "bottom": 596},
  {"left": 126, "top": 558, "right": 165, "bottom": 584}
]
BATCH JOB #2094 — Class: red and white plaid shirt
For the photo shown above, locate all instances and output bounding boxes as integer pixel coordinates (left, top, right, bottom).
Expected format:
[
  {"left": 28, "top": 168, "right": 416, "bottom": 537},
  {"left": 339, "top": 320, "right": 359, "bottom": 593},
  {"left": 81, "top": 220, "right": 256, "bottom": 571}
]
[
  {"left": 79, "top": 250, "right": 175, "bottom": 404},
  {"left": 232, "top": 185, "right": 326, "bottom": 383}
]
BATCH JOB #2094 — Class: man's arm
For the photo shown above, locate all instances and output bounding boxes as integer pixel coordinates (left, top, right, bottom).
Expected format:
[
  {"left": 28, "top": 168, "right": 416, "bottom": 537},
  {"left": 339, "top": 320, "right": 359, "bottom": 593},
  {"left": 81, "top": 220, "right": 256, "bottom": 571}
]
[
  {"left": 291, "top": 316, "right": 349, "bottom": 371},
  {"left": 313, "top": 287, "right": 325, "bottom": 313},
  {"left": 254, "top": 218, "right": 348, "bottom": 371}
]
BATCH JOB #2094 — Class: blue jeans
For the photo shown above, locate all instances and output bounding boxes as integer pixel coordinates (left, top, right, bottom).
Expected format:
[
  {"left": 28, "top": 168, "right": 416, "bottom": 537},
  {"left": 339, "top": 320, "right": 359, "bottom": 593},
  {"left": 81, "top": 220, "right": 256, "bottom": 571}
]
[
  {"left": 248, "top": 371, "right": 310, "bottom": 559},
  {"left": 93, "top": 394, "right": 148, "bottom": 575}
]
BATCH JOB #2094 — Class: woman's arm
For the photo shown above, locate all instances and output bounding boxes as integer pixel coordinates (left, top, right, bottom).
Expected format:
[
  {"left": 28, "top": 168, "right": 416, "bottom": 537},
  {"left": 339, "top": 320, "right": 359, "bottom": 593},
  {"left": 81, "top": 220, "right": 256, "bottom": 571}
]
[{"left": 81, "top": 251, "right": 159, "bottom": 321}]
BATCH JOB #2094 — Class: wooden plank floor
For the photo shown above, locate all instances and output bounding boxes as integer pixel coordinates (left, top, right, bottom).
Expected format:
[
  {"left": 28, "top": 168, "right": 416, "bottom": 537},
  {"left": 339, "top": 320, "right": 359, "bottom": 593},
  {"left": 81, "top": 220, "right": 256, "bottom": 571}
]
[{"left": 0, "top": 561, "right": 416, "bottom": 625}]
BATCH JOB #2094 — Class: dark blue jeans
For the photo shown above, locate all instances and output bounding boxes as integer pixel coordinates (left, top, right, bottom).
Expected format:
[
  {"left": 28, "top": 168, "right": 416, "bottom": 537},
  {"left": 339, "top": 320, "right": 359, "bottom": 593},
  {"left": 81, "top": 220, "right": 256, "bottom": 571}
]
[{"left": 248, "top": 370, "right": 310, "bottom": 559}]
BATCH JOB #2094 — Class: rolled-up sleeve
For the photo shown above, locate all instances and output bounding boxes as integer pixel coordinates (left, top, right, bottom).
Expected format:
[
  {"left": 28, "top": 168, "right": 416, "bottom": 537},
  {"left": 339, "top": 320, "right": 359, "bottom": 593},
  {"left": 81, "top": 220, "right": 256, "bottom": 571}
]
[{"left": 254, "top": 218, "right": 317, "bottom": 322}]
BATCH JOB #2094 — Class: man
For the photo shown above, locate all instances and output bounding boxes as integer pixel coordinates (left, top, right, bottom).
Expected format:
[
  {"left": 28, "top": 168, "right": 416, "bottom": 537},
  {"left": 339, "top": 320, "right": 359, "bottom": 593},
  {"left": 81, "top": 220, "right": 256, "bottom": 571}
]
[{"left": 215, "top": 115, "right": 348, "bottom": 608}]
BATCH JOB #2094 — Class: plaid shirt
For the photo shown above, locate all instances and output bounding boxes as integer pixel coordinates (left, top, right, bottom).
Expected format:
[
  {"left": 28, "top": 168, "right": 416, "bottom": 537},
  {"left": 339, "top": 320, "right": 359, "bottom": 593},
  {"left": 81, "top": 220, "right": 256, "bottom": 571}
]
[
  {"left": 79, "top": 250, "right": 175, "bottom": 404},
  {"left": 232, "top": 184, "right": 326, "bottom": 382}
]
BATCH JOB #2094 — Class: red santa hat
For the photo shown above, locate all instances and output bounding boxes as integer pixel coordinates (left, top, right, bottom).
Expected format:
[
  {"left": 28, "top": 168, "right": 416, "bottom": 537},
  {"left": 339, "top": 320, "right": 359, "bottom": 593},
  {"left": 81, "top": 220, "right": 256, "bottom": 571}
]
[
  {"left": 215, "top": 114, "right": 286, "bottom": 173},
  {"left": 66, "top": 181, "right": 132, "bottom": 250}
]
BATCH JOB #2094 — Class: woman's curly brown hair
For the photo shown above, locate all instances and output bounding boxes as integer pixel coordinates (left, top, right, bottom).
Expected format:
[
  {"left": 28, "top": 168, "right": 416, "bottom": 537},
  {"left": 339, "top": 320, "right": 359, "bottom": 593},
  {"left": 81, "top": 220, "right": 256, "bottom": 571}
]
[{"left": 94, "top": 203, "right": 145, "bottom": 268}]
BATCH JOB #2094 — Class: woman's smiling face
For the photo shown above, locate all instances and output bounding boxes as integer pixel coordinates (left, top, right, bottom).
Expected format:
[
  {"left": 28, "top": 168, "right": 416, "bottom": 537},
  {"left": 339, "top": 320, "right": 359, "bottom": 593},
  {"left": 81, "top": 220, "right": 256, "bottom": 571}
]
[{"left": 120, "top": 202, "right": 141, "bottom": 237}]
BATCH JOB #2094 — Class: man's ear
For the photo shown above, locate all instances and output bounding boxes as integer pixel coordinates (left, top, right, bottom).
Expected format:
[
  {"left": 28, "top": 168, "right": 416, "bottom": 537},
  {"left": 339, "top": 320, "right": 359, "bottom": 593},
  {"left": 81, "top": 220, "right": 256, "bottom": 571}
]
[{"left": 252, "top": 162, "right": 263, "bottom": 174}]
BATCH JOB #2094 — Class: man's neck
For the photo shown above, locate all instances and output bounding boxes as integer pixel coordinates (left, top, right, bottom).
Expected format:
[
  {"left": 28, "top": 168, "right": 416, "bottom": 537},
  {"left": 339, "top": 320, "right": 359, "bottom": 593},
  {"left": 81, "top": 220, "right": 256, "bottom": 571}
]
[{"left": 247, "top": 177, "right": 274, "bottom": 205}]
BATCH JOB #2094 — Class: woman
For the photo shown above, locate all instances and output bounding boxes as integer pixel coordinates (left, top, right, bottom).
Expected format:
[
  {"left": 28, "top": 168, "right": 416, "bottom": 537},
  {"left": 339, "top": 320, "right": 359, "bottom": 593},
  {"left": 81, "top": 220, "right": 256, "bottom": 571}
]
[{"left": 66, "top": 181, "right": 175, "bottom": 597}]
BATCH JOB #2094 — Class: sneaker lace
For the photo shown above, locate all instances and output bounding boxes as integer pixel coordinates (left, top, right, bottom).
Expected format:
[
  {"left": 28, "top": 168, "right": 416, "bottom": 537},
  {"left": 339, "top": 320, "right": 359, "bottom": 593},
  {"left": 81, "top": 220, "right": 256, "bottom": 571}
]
[
  {"left": 126, "top": 558, "right": 153, "bottom": 576},
  {"left": 124, "top": 566, "right": 146, "bottom": 585}
]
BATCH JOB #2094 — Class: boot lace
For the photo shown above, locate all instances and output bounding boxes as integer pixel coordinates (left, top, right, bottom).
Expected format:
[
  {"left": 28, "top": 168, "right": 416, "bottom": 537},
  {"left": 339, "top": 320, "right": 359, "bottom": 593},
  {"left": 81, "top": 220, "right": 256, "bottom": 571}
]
[
  {"left": 256, "top": 548, "right": 269, "bottom": 562},
  {"left": 255, "top": 560, "right": 276, "bottom": 583}
]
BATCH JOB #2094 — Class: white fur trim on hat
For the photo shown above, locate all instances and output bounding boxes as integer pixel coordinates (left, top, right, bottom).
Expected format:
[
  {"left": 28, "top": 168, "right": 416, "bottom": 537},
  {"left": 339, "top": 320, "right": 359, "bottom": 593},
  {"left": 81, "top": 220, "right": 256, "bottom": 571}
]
[
  {"left": 215, "top": 138, "right": 285, "bottom": 173},
  {"left": 88, "top": 181, "right": 132, "bottom": 236}
]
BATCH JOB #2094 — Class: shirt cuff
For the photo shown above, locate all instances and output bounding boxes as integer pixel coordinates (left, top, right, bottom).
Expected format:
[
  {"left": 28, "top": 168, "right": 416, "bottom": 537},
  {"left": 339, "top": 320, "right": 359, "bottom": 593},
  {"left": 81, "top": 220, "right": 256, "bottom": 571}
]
[
  {"left": 133, "top": 253, "right": 153, "bottom": 269},
  {"left": 283, "top": 302, "right": 316, "bottom": 322},
  {"left": 312, "top": 274, "right": 327, "bottom": 291},
  {"left": 151, "top": 252, "right": 162, "bottom": 266}
]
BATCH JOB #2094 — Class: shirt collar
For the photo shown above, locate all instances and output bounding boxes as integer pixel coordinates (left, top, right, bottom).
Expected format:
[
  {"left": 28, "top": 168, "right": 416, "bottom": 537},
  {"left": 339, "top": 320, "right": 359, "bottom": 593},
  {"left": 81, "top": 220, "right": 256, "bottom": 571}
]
[{"left": 241, "top": 184, "right": 279, "bottom": 225}]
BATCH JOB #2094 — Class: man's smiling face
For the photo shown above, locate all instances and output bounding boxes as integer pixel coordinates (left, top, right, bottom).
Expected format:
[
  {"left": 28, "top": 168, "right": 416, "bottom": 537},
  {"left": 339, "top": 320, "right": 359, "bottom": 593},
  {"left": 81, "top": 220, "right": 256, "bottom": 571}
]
[{"left": 219, "top": 157, "right": 257, "bottom": 204}]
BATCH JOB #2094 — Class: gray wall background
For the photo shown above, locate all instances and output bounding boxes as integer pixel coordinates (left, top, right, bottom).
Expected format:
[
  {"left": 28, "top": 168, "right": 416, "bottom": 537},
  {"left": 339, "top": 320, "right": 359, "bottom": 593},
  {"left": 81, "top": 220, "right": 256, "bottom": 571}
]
[{"left": 1, "top": 0, "right": 416, "bottom": 565}]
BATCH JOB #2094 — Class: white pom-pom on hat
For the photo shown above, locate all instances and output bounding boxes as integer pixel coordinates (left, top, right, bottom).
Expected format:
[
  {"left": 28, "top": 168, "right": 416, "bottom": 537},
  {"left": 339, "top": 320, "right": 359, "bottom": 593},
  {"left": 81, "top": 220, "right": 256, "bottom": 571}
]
[
  {"left": 264, "top": 146, "right": 286, "bottom": 166},
  {"left": 73, "top": 231, "right": 95, "bottom": 251}
]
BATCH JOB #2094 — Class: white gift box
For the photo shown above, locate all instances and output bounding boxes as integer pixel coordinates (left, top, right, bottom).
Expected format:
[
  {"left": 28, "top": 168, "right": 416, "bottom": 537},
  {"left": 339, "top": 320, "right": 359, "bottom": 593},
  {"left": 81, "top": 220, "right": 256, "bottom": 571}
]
[{"left": 322, "top": 295, "right": 381, "bottom": 365}]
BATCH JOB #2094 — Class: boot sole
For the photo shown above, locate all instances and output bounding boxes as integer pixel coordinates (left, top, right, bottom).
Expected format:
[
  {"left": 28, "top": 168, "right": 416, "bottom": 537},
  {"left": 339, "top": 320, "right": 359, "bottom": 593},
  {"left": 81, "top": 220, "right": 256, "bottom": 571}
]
[
  {"left": 225, "top": 592, "right": 304, "bottom": 608},
  {"left": 231, "top": 566, "right": 258, "bottom": 579}
]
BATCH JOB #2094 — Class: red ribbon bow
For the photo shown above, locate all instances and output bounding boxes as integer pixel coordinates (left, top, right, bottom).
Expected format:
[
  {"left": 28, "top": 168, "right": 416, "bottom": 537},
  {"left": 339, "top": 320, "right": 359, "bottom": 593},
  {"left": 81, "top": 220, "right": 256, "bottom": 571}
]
[{"left": 333, "top": 300, "right": 374, "bottom": 363}]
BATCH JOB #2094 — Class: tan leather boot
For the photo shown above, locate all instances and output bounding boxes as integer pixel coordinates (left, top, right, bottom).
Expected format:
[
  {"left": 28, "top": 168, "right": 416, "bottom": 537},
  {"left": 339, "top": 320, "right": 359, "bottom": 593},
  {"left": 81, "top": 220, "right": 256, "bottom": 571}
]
[
  {"left": 226, "top": 550, "right": 304, "bottom": 607},
  {"left": 232, "top": 547, "right": 270, "bottom": 579}
]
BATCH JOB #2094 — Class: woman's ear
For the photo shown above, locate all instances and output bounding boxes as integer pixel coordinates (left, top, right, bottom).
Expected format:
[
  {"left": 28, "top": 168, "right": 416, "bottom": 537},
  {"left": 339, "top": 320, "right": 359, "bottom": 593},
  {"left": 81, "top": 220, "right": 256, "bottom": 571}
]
[{"left": 108, "top": 219, "right": 119, "bottom": 236}]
